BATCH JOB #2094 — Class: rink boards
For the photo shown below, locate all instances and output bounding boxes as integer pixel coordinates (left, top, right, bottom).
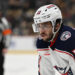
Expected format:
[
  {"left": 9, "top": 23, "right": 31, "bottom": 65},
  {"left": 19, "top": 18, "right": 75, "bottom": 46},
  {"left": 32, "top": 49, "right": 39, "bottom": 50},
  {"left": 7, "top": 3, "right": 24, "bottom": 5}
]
[{"left": 7, "top": 50, "right": 38, "bottom": 55}]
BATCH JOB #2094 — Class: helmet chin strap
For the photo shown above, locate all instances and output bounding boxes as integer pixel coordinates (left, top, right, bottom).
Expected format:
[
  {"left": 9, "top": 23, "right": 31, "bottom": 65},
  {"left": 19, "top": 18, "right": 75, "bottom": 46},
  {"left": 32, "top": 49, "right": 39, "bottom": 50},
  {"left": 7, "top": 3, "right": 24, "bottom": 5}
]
[
  {"left": 50, "top": 27, "right": 56, "bottom": 41},
  {"left": 50, "top": 22, "right": 61, "bottom": 41}
]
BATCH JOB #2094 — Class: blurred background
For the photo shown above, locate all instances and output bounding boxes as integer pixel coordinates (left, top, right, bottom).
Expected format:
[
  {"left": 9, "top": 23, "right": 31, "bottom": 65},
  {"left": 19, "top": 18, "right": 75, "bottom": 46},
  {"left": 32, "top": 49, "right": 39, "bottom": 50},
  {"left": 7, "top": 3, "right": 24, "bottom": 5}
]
[
  {"left": 0, "top": 0, "right": 75, "bottom": 36},
  {"left": 0, "top": 0, "right": 74, "bottom": 75}
]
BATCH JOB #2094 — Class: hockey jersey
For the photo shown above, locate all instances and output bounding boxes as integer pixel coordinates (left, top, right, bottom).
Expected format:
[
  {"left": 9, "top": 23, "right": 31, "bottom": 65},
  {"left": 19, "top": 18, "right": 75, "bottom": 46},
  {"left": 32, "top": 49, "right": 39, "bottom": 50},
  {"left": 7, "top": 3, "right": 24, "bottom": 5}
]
[
  {"left": 36, "top": 25, "right": 75, "bottom": 75},
  {"left": 0, "top": 17, "right": 11, "bottom": 53}
]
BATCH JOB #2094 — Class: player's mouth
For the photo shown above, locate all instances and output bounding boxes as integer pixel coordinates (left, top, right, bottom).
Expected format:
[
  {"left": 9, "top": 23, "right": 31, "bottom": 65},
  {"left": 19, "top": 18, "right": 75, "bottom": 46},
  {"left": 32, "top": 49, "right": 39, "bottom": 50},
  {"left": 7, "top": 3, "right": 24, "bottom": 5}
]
[{"left": 40, "top": 33, "right": 47, "bottom": 37}]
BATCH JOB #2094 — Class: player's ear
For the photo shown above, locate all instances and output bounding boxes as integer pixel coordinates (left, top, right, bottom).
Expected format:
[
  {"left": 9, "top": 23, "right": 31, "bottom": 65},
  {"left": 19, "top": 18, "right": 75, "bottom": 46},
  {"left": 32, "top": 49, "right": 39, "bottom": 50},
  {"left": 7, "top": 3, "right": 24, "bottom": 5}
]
[
  {"left": 54, "top": 23, "right": 60, "bottom": 32},
  {"left": 54, "top": 19, "right": 61, "bottom": 32}
]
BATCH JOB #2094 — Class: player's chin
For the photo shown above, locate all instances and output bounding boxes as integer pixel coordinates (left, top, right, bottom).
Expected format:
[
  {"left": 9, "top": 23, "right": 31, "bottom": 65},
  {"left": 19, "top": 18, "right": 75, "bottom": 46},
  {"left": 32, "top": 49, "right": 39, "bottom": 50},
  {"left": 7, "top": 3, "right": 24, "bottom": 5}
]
[
  {"left": 41, "top": 36, "right": 49, "bottom": 41},
  {"left": 42, "top": 35, "right": 52, "bottom": 41}
]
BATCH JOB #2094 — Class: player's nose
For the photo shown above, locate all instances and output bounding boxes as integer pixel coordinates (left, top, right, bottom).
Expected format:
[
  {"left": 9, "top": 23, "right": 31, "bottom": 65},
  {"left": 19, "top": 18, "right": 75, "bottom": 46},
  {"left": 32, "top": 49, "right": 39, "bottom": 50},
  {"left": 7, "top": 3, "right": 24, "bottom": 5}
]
[{"left": 39, "top": 27, "right": 45, "bottom": 33}]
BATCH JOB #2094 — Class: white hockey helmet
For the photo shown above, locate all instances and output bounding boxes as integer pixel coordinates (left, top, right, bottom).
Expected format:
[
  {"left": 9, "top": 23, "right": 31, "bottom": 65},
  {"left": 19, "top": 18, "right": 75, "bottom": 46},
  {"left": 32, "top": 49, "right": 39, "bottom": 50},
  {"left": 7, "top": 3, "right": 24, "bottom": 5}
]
[{"left": 32, "top": 4, "right": 62, "bottom": 32}]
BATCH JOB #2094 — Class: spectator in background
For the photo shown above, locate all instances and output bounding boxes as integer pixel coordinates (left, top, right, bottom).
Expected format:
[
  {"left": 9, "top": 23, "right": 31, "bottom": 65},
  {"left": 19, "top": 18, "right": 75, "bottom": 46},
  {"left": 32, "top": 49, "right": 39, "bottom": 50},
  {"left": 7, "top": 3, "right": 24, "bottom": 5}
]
[{"left": 0, "top": 0, "right": 74, "bottom": 36}]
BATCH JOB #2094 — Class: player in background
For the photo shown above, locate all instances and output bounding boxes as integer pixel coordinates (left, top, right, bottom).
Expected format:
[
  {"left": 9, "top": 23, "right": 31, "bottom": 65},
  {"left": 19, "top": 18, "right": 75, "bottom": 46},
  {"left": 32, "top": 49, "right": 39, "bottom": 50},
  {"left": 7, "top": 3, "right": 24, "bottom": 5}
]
[
  {"left": 32, "top": 4, "right": 75, "bottom": 75},
  {"left": 0, "top": 17, "right": 11, "bottom": 75}
]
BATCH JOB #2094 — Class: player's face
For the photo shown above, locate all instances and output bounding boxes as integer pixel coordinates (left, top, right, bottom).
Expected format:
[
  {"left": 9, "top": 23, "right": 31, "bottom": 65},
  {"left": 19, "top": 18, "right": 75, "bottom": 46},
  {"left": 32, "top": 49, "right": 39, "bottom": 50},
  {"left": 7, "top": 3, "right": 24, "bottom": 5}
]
[{"left": 38, "top": 22, "right": 53, "bottom": 41}]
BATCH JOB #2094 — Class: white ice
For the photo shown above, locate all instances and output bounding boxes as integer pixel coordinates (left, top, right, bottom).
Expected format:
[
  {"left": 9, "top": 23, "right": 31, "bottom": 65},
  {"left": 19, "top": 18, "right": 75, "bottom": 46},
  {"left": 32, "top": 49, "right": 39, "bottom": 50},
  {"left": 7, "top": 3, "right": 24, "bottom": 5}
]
[{"left": 4, "top": 54, "right": 38, "bottom": 75}]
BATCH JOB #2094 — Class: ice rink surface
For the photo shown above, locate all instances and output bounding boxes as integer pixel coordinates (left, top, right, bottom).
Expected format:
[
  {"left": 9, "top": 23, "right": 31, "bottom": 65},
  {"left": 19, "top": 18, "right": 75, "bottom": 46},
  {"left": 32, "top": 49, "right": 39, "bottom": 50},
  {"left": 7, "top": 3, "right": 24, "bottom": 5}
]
[{"left": 4, "top": 54, "right": 38, "bottom": 75}]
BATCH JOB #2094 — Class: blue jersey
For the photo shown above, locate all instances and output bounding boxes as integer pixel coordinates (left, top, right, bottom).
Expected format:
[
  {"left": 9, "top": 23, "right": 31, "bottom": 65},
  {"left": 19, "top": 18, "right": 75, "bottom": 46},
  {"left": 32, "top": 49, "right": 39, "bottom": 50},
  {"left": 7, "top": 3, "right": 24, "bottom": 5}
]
[
  {"left": 36, "top": 25, "right": 75, "bottom": 58},
  {"left": 36, "top": 25, "right": 75, "bottom": 75}
]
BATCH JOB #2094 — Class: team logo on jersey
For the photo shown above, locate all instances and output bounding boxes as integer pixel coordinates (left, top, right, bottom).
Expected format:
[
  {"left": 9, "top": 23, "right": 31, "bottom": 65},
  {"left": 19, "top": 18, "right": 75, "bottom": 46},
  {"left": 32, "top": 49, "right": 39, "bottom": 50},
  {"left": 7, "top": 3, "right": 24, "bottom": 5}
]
[
  {"left": 54, "top": 66, "right": 73, "bottom": 75},
  {"left": 60, "top": 31, "right": 71, "bottom": 41}
]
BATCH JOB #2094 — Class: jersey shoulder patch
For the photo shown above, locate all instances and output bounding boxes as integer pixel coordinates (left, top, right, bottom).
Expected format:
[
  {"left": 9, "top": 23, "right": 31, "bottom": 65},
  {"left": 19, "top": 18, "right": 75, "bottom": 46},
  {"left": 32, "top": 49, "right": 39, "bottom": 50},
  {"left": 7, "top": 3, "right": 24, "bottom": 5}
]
[
  {"left": 60, "top": 31, "right": 71, "bottom": 41},
  {"left": 60, "top": 25, "right": 75, "bottom": 41}
]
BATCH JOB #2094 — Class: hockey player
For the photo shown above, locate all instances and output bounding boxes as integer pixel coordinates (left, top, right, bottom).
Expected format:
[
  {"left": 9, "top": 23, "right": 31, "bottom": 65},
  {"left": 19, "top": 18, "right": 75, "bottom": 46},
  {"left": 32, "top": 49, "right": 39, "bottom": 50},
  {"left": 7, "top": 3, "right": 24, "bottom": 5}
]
[
  {"left": 0, "top": 17, "right": 11, "bottom": 75},
  {"left": 32, "top": 4, "right": 75, "bottom": 75}
]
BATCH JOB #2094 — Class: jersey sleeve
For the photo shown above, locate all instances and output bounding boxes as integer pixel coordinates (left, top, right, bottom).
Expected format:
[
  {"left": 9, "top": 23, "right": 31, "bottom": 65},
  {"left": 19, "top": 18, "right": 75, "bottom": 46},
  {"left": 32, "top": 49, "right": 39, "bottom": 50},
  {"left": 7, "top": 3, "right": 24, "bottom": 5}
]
[
  {"left": 1, "top": 17, "right": 12, "bottom": 48},
  {"left": 69, "top": 36, "right": 75, "bottom": 57},
  {"left": 56, "top": 27, "right": 75, "bottom": 58},
  {"left": 59, "top": 33, "right": 75, "bottom": 58}
]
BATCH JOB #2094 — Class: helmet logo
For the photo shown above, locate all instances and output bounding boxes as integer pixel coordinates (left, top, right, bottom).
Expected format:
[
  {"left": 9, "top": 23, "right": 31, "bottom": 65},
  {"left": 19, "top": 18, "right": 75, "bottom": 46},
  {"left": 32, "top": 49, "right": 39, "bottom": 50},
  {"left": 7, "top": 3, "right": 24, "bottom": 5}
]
[
  {"left": 47, "top": 4, "right": 55, "bottom": 8},
  {"left": 37, "top": 11, "right": 41, "bottom": 15}
]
